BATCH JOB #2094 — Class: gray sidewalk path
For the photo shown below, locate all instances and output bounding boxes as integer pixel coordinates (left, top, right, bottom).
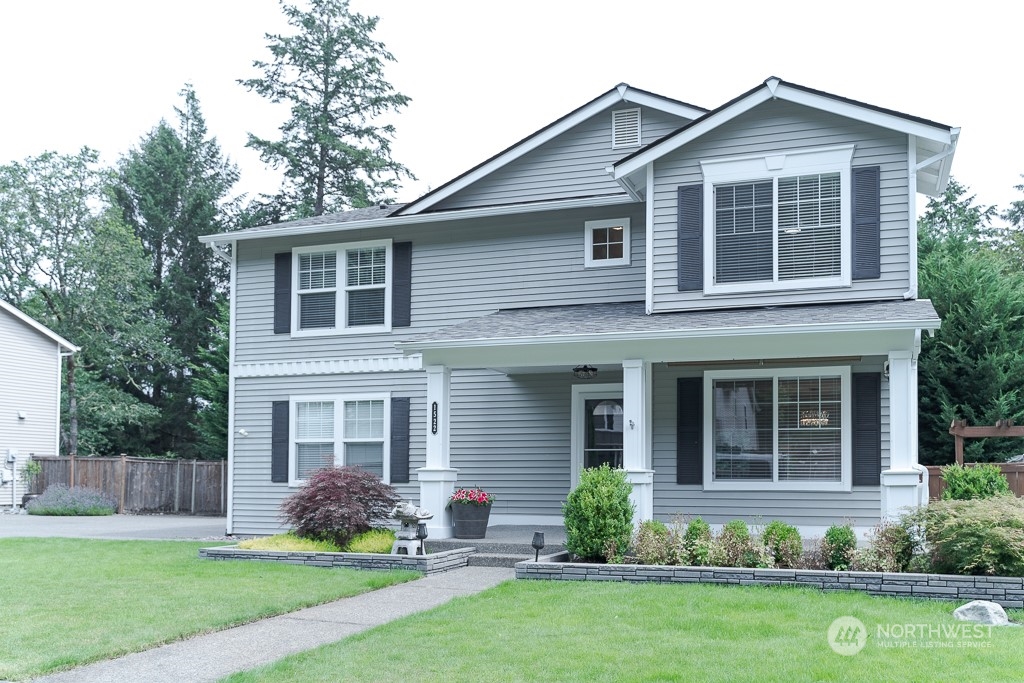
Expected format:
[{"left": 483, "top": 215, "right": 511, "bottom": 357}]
[{"left": 31, "top": 566, "right": 513, "bottom": 683}]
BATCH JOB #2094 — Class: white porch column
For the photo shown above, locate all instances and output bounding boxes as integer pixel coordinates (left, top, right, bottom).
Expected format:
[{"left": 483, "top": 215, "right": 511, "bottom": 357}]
[
  {"left": 881, "top": 351, "right": 921, "bottom": 520},
  {"left": 418, "top": 365, "right": 457, "bottom": 538},
  {"left": 623, "top": 359, "right": 654, "bottom": 525}
]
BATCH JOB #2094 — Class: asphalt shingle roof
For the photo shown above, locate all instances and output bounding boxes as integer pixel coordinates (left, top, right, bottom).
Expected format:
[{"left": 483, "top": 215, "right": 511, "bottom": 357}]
[{"left": 400, "top": 299, "right": 940, "bottom": 346}]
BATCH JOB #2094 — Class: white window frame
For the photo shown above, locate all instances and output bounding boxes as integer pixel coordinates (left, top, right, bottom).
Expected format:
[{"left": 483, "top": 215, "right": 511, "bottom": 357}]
[
  {"left": 291, "top": 239, "right": 393, "bottom": 337},
  {"left": 700, "top": 144, "right": 855, "bottom": 295},
  {"left": 289, "top": 393, "right": 391, "bottom": 486},
  {"left": 584, "top": 218, "right": 631, "bottom": 268},
  {"left": 570, "top": 383, "right": 624, "bottom": 488},
  {"left": 701, "top": 366, "right": 852, "bottom": 492}
]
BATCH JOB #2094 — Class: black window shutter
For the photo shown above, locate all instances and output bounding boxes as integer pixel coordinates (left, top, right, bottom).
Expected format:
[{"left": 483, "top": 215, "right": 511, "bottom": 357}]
[
  {"left": 273, "top": 253, "right": 292, "bottom": 334},
  {"left": 676, "top": 377, "right": 703, "bottom": 485},
  {"left": 852, "top": 166, "right": 881, "bottom": 280},
  {"left": 677, "top": 185, "right": 703, "bottom": 291},
  {"left": 851, "top": 372, "right": 882, "bottom": 486},
  {"left": 271, "top": 401, "right": 290, "bottom": 483},
  {"left": 392, "top": 242, "right": 412, "bottom": 328},
  {"left": 389, "top": 397, "right": 411, "bottom": 484}
]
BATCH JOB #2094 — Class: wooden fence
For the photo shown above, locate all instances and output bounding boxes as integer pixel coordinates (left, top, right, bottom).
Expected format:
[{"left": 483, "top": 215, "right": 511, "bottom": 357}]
[
  {"left": 31, "top": 456, "right": 227, "bottom": 515},
  {"left": 925, "top": 463, "right": 1024, "bottom": 500}
]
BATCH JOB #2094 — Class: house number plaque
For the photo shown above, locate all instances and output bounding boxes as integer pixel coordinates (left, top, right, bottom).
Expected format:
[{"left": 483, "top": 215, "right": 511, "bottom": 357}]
[{"left": 431, "top": 402, "right": 438, "bottom": 435}]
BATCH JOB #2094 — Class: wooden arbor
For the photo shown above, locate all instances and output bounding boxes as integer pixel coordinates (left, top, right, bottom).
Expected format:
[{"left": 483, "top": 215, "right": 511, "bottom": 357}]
[{"left": 948, "top": 420, "right": 1024, "bottom": 465}]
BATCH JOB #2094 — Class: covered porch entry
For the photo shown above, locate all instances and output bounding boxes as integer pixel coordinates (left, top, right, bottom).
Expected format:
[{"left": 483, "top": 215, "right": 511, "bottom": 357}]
[{"left": 397, "top": 300, "right": 936, "bottom": 539}]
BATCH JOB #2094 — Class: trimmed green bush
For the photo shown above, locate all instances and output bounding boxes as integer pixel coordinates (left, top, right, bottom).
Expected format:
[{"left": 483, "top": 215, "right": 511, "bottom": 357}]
[
  {"left": 906, "top": 496, "right": 1024, "bottom": 576},
  {"left": 851, "top": 520, "right": 915, "bottom": 573},
  {"left": 940, "top": 463, "right": 1013, "bottom": 500},
  {"left": 345, "top": 528, "right": 397, "bottom": 554},
  {"left": 821, "top": 524, "right": 857, "bottom": 570},
  {"left": 631, "top": 520, "right": 671, "bottom": 565},
  {"left": 709, "top": 519, "right": 771, "bottom": 568},
  {"left": 563, "top": 464, "right": 635, "bottom": 562},
  {"left": 681, "top": 517, "right": 712, "bottom": 566},
  {"left": 762, "top": 520, "right": 802, "bottom": 569},
  {"left": 26, "top": 485, "right": 116, "bottom": 516}
]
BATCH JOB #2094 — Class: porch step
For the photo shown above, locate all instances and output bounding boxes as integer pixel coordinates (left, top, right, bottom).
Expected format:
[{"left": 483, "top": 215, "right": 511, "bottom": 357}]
[
  {"left": 467, "top": 553, "right": 530, "bottom": 568},
  {"left": 427, "top": 540, "right": 567, "bottom": 556}
]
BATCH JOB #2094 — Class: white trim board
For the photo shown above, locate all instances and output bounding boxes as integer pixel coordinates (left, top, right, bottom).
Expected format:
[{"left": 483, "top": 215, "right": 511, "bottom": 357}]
[
  {"left": 234, "top": 355, "right": 423, "bottom": 378},
  {"left": 0, "top": 300, "right": 79, "bottom": 352}
]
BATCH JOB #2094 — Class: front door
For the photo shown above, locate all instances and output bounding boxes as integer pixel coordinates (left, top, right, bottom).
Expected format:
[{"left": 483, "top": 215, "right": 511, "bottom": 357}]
[{"left": 571, "top": 383, "right": 624, "bottom": 487}]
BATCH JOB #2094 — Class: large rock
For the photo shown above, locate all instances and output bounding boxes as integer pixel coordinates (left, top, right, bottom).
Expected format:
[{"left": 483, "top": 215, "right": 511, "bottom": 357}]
[{"left": 953, "top": 600, "right": 1011, "bottom": 626}]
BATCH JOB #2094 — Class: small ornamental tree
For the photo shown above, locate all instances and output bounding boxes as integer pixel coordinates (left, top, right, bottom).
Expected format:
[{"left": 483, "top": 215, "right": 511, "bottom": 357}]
[{"left": 280, "top": 466, "right": 399, "bottom": 547}]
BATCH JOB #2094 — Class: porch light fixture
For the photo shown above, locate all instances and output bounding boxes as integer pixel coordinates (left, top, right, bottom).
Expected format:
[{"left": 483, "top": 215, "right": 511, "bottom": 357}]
[
  {"left": 572, "top": 364, "right": 598, "bottom": 380},
  {"left": 532, "top": 532, "right": 546, "bottom": 561}
]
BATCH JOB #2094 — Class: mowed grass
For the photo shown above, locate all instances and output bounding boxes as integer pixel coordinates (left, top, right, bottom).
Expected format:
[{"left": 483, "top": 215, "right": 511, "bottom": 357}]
[
  {"left": 0, "top": 538, "right": 419, "bottom": 680},
  {"left": 226, "top": 580, "right": 1024, "bottom": 683}
]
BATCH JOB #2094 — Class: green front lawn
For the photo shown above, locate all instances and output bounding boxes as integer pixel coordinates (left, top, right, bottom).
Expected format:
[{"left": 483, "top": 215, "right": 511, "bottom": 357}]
[
  {"left": 225, "top": 580, "right": 1024, "bottom": 683},
  {"left": 0, "top": 538, "right": 418, "bottom": 680}
]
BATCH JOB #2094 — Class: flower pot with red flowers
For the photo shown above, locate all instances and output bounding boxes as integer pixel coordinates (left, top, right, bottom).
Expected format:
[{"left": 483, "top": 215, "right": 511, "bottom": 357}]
[{"left": 448, "top": 487, "right": 494, "bottom": 539}]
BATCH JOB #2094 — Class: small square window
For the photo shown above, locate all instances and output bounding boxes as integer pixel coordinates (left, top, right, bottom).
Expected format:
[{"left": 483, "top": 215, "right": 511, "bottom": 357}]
[{"left": 584, "top": 218, "right": 630, "bottom": 268}]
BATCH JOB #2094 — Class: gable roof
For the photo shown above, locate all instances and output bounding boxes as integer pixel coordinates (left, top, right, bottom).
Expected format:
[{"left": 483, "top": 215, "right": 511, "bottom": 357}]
[
  {"left": 0, "top": 300, "right": 79, "bottom": 352},
  {"left": 612, "top": 77, "right": 959, "bottom": 197},
  {"left": 392, "top": 84, "right": 707, "bottom": 216}
]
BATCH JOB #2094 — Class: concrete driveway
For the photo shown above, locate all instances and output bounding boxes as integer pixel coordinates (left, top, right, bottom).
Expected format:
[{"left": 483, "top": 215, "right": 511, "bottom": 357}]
[{"left": 0, "top": 513, "right": 229, "bottom": 540}]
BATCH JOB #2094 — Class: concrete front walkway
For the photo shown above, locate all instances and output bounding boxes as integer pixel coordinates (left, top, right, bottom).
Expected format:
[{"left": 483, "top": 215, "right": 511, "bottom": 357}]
[{"left": 31, "top": 566, "right": 513, "bottom": 683}]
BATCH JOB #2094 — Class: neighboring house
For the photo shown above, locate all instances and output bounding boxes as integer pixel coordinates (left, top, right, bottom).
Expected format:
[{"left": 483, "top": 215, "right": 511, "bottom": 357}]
[
  {"left": 0, "top": 300, "right": 78, "bottom": 508},
  {"left": 201, "top": 77, "right": 958, "bottom": 538}
]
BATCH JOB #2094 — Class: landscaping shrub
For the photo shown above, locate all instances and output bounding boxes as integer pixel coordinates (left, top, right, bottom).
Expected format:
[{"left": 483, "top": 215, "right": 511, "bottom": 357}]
[
  {"left": 26, "top": 485, "right": 116, "bottom": 516},
  {"left": 631, "top": 519, "right": 672, "bottom": 565},
  {"left": 905, "top": 496, "right": 1024, "bottom": 576},
  {"left": 345, "top": 528, "right": 397, "bottom": 554},
  {"left": 562, "top": 464, "right": 634, "bottom": 562},
  {"left": 821, "top": 524, "right": 857, "bottom": 570},
  {"left": 709, "top": 519, "right": 771, "bottom": 568},
  {"left": 681, "top": 517, "right": 712, "bottom": 566},
  {"left": 851, "top": 520, "right": 915, "bottom": 573},
  {"left": 280, "top": 466, "right": 400, "bottom": 548},
  {"left": 940, "top": 463, "right": 1013, "bottom": 500},
  {"left": 762, "top": 520, "right": 802, "bottom": 569},
  {"left": 238, "top": 532, "right": 343, "bottom": 552}
]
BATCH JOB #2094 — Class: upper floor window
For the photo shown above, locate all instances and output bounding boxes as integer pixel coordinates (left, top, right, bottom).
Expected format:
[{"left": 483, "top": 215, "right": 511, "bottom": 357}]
[
  {"left": 584, "top": 218, "right": 631, "bottom": 268},
  {"left": 700, "top": 145, "right": 854, "bottom": 295},
  {"left": 292, "top": 240, "right": 392, "bottom": 336}
]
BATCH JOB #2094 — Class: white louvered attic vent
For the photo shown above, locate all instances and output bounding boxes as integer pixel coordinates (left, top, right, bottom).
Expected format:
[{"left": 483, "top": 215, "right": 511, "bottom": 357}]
[{"left": 612, "top": 108, "right": 641, "bottom": 148}]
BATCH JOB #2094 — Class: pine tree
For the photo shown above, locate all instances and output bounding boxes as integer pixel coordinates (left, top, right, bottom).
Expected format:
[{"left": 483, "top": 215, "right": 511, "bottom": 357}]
[{"left": 240, "top": 0, "right": 413, "bottom": 219}]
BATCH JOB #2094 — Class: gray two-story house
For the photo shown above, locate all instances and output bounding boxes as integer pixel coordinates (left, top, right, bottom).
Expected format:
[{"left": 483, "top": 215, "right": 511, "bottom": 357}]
[{"left": 201, "top": 77, "right": 958, "bottom": 538}]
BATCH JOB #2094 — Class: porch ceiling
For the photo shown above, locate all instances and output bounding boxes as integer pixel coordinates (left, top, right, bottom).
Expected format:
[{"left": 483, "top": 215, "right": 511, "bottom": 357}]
[{"left": 396, "top": 299, "right": 939, "bottom": 369}]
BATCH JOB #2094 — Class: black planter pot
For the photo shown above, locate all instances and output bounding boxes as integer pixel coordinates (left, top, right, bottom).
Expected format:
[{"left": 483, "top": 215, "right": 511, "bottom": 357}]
[
  {"left": 22, "top": 493, "right": 40, "bottom": 508},
  {"left": 451, "top": 503, "right": 491, "bottom": 539}
]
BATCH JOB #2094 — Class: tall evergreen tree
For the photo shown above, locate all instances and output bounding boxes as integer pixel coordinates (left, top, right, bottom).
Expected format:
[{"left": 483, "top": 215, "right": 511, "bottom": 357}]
[
  {"left": 917, "top": 178, "right": 1024, "bottom": 463},
  {"left": 114, "top": 85, "right": 238, "bottom": 458},
  {"left": 240, "top": 0, "right": 413, "bottom": 219}
]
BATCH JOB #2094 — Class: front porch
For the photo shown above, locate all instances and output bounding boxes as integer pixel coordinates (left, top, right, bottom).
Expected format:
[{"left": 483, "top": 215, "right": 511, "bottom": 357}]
[{"left": 399, "top": 300, "right": 938, "bottom": 539}]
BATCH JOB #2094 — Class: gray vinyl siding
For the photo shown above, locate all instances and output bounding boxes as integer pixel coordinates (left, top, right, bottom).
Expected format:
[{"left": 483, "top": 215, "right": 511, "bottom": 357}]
[
  {"left": 234, "top": 204, "right": 646, "bottom": 363},
  {"left": 433, "top": 106, "right": 691, "bottom": 211},
  {"left": 652, "top": 360, "right": 888, "bottom": 529},
  {"left": 651, "top": 99, "right": 911, "bottom": 312},
  {"left": 0, "top": 311, "right": 61, "bottom": 504},
  {"left": 231, "top": 371, "right": 427, "bottom": 536}
]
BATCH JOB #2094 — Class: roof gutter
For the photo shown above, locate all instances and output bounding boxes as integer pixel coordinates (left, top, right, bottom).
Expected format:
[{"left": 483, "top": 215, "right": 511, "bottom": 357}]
[
  {"left": 199, "top": 194, "right": 636, "bottom": 246},
  {"left": 396, "top": 316, "right": 941, "bottom": 353}
]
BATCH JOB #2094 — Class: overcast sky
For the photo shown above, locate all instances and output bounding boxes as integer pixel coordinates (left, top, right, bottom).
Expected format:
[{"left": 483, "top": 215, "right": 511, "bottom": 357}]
[{"left": 2, "top": 1, "right": 1020, "bottom": 222}]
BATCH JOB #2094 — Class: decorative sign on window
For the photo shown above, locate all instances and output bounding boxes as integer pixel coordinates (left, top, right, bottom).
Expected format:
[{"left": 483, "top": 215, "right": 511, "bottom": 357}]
[{"left": 431, "top": 402, "right": 438, "bottom": 435}]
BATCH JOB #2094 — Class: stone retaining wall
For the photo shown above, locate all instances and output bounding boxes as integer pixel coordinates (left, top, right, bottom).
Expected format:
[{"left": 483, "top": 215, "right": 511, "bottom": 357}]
[
  {"left": 515, "top": 559, "right": 1024, "bottom": 609},
  {"left": 200, "top": 545, "right": 474, "bottom": 575}
]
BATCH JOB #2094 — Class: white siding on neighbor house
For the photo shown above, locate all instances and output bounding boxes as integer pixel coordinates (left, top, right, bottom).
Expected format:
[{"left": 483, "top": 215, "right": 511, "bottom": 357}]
[
  {"left": 651, "top": 99, "right": 911, "bottom": 311},
  {"left": 651, "top": 360, "right": 889, "bottom": 529},
  {"left": 432, "top": 106, "right": 690, "bottom": 211},
  {"left": 231, "top": 371, "right": 427, "bottom": 536},
  {"left": 233, "top": 204, "right": 646, "bottom": 364},
  {"left": 0, "top": 311, "right": 61, "bottom": 506}
]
